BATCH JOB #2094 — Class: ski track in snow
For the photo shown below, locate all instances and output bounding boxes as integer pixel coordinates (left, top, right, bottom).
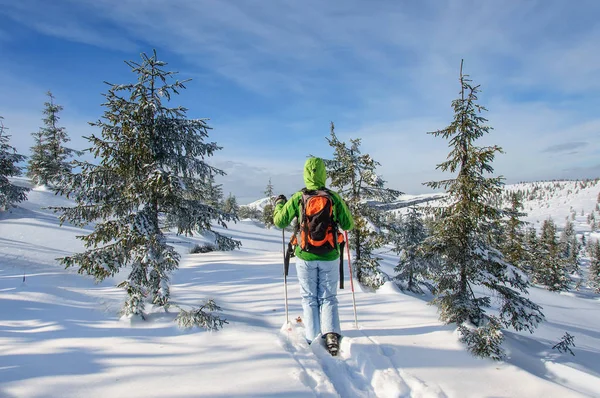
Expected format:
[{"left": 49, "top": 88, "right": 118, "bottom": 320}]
[
  {"left": 278, "top": 324, "right": 340, "bottom": 397},
  {"left": 280, "top": 323, "right": 447, "bottom": 398}
]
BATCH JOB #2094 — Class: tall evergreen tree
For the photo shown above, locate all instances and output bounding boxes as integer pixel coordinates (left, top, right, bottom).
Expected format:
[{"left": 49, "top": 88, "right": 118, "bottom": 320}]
[
  {"left": 222, "top": 193, "right": 239, "bottom": 217},
  {"left": 0, "top": 117, "right": 29, "bottom": 210},
  {"left": 264, "top": 178, "right": 274, "bottom": 200},
  {"left": 262, "top": 203, "right": 275, "bottom": 228},
  {"left": 204, "top": 170, "right": 223, "bottom": 209},
  {"left": 499, "top": 192, "right": 530, "bottom": 273},
  {"left": 424, "top": 62, "right": 543, "bottom": 359},
  {"left": 324, "top": 122, "right": 401, "bottom": 289},
  {"left": 27, "top": 91, "right": 78, "bottom": 186},
  {"left": 262, "top": 178, "right": 275, "bottom": 228},
  {"left": 559, "top": 220, "right": 580, "bottom": 276},
  {"left": 391, "top": 207, "right": 431, "bottom": 293},
  {"left": 27, "top": 130, "right": 48, "bottom": 186},
  {"left": 587, "top": 240, "right": 600, "bottom": 293},
  {"left": 52, "top": 51, "right": 240, "bottom": 319},
  {"left": 536, "top": 218, "right": 570, "bottom": 291},
  {"left": 523, "top": 226, "right": 541, "bottom": 279}
]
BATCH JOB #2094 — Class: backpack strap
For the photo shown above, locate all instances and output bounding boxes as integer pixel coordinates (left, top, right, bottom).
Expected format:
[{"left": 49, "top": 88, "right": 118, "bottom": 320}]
[{"left": 285, "top": 189, "right": 304, "bottom": 257}]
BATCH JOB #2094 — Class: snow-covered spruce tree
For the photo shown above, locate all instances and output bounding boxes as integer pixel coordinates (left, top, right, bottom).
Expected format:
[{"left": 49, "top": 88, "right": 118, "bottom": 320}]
[
  {"left": 203, "top": 170, "right": 223, "bottom": 209},
  {"left": 587, "top": 239, "right": 600, "bottom": 293},
  {"left": 535, "top": 218, "right": 570, "bottom": 292},
  {"left": 523, "top": 225, "right": 541, "bottom": 277},
  {"left": 324, "top": 122, "right": 401, "bottom": 289},
  {"left": 27, "top": 130, "right": 48, "bottom": 186},
  {"left": 390, "top": 207, "right": 432, "bottom": 293},
  {"left": 265, "top": 177, "right": 274, "bottom": 200},
  {"left": 0, "top": 116, "right": 29, "bottom": 210},
  {"left": 52, "top": 51, "right": 240, "bottom": 321},
  {"left": 559, "top": 220, "right": 580, "bottom": 277},
  {"left": 262, "top": 178, "right": 275, "bottom": 228},
  {"left": 27, "top": 91, "right": 79, "bottom": 187},
  {"left": 222, "top": 193, "right": 239, "bottom": 217},
  {"left": 262, "top": 203, "right": 274, "bottom": 228},
  {"left": 423, "top": 62, "right": 544, "bottom": 360},
  {"left": 498, "top": 192, "right": 531, "bottom": 274}
]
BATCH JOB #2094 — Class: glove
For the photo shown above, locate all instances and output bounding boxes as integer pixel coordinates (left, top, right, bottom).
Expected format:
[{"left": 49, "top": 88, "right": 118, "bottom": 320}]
[{"left": 275, "top": 194, "right": 287, "bottom": 206}]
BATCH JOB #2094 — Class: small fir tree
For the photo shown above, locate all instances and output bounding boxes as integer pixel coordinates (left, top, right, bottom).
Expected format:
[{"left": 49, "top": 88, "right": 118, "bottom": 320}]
[
  {"left": 52, "top": 51, "right": 239, "bottom": 321},
  {"left": 222, "top": 193, "right": 239, "bottom": 217},
  {"left": 0, "top": 117, "right": 29, "bottom": 210},
  {"left": 423, "top": 62, "right": 544, "bottom": 359},
  {"left": 262, "top": 179, "right": 275, "bottom": 228},
  {"left": 175, "top": 299, "right": 228, "bottom": 331},
  {"left": 264, "top": 178, "right": 274, "bottom": 201},
  {"left": 552, "top": 332, "right": 576, "bottom": 356},
  {"left": 536, "top": 219, "right": 570, "bottom": 291},
  {"left": 27, "top": 91, "right": 79, "bottom": 186},
  {"left": 391, "top": 207, "right": 431, "bottom": 293},
  {"left": 522, "top": 226, "right": 541, "bottom": 279},
  {"left": 559, "top": 220, "right": 580, "bottom": 277},
  {"left": 262, "top": 203, "right": 275, "bottom": 228},
  {"left": 27, "top": 130, "right": 48, "bottom": 186},
  {"left": 204, "top": 170, "right": 224, "bottom": 209},
  {"left": 499, "top": 192, "right": 530, "bottom": 273},
  {"left": 324, "top": 122, "right": 401, "bottom": 289},
  {"left": 587, "top": 240, "right": 600, "bottom": 293}
]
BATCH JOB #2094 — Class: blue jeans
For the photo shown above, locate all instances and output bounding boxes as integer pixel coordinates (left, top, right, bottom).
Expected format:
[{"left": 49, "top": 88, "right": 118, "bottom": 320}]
[{"left": 295, "top": 258, "right": 341, "bottom": 342}]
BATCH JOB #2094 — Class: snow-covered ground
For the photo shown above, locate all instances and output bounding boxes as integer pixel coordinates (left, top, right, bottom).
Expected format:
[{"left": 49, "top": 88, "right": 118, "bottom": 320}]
[{"left": 1, "top": 179, "right": 599, "bottom": 397}]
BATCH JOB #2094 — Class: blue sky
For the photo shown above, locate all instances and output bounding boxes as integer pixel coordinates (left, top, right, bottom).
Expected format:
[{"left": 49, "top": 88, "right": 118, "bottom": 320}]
[{"left": 1, "top": 0, "right": 599, "bottom": 204}]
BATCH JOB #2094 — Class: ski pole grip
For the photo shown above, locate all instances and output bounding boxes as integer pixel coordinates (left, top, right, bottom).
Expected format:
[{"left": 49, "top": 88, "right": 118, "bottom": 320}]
[{"left": 284, "top": 242, "right": 292, "bottom": 277}]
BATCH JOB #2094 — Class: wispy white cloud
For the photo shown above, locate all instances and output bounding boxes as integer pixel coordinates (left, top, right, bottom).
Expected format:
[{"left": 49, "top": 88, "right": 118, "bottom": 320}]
[
  {"left": 542, "top": 142, "right": 588, "bottom": 153},
  {"left": 2, "top": 0, "right": 598, "bottom": 108},
  {"left": 5, "top": 0, "right": 596, "bottom": 96},
  {"left": 0, "top": 1, "right": 138, "bottom": 52}
]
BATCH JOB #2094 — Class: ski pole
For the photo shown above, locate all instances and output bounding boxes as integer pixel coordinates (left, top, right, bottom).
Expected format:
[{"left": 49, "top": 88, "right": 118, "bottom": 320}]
[
  {"left": 344, "top": 231, "right": 358, "bottom": 328},
  {"left": 282, "top": 228, "right": 290, "bottom": 327}
]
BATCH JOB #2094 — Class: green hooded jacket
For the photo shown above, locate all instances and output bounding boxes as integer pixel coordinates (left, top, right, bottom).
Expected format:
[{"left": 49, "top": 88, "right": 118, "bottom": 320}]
[{"left": 273, "top": 157, "right": 354, "bottom": 261}]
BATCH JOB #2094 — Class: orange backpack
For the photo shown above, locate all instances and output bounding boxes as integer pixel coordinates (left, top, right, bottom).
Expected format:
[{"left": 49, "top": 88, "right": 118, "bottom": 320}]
[
  {"left": 297, "top": 189, "right": 342, "bottom": 254},
  {"left": 284, "top": 188, "right": 346, "bottom": 287}
]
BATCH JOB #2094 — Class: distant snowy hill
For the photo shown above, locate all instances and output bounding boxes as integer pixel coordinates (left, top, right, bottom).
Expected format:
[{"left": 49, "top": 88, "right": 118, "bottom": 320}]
[
  {"left": 385, "top": 179, "right": 600, "bottom": 236},
  {"left": 242, "top": 196, "right": 272, "bottom": 211},
  {"left": 244, "top": 179, "right": 600, "bottom": 235},
  {"left": 505, "top": 179, "right": 600, "bottom": 233}
]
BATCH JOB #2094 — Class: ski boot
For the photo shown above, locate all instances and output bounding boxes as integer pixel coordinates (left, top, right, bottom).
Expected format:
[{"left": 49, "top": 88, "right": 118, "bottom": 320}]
[{"left": 324, "top": 332, "right": 340, "bottom": 356}]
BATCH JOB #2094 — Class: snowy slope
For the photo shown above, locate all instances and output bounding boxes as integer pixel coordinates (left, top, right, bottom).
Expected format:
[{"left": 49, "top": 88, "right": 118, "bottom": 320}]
[
  {"left": 243, "top": 196, "right": 272, "bottom": 211},
  {"left": 504, "top": 179, "right": 600, "bottom": 233},
  {"left": 387, "top": 179, "right": 600, "bottom": 234},
  {"left": 1, "top": 178, "right": 599, "bottom": 397}
]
